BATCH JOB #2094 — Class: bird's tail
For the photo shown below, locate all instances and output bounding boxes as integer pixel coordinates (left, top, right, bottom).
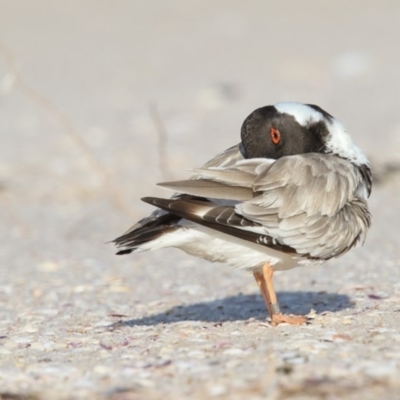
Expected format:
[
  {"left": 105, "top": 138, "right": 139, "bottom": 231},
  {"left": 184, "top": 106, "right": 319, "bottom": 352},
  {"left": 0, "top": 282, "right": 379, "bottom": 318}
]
[{"left": 113, "top": 205, "right": 181, "bottom": 255}]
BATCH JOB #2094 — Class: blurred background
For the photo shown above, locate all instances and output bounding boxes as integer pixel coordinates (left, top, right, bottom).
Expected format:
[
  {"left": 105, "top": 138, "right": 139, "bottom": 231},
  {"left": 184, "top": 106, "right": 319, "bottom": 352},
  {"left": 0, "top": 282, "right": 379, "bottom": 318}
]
[
  {"left": 0, "top": 1, "right": 400, "bottom": 398},
  {"left": 1, "top": 1, "right": 399, "bottom": 254}
]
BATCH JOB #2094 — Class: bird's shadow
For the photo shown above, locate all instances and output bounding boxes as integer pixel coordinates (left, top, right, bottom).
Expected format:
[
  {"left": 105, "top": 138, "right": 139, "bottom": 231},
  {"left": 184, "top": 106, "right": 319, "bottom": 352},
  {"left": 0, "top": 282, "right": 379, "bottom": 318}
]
[{"left": 118, "top": 291, "right": 353, "bottom": 327}]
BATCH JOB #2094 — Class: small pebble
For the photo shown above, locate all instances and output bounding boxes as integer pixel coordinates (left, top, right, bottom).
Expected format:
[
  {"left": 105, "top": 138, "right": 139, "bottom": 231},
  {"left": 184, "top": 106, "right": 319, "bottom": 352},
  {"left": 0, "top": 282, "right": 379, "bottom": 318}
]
[
  {"left": 223, "top": 348, "right": 245, "bottom": 356},
  {"left": 209, "top": 384, "right": 227, "bottom": 397}
]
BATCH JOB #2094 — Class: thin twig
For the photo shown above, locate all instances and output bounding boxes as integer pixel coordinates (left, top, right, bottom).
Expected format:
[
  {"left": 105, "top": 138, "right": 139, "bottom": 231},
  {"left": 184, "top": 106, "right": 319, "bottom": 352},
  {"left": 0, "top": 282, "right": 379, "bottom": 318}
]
[{"left": 149, "top": 102, "right": 172, "bottom": 181}]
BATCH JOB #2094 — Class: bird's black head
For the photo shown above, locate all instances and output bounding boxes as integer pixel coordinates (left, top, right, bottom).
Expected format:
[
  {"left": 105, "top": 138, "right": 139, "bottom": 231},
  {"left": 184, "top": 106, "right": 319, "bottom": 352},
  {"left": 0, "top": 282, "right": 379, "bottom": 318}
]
[{"left": 240, "top": 103, "right": 332, "bottom": 159}]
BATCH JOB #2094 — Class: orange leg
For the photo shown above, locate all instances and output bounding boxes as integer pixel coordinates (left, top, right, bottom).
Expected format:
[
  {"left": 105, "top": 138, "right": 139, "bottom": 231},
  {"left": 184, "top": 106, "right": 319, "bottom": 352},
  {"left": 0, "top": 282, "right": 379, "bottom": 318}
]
[
  {"left": 253, "top": 271, "right": 273, "bottom": 317},
  {"left": 253, "top": 263, "right": 307, "bottom": 326}
]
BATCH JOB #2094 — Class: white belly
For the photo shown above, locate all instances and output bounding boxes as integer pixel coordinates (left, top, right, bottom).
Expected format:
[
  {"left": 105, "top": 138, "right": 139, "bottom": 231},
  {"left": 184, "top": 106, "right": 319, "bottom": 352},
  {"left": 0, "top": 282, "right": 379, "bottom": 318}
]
[{"left": 145, "top": 222, "right": 302, "bottom": 271}]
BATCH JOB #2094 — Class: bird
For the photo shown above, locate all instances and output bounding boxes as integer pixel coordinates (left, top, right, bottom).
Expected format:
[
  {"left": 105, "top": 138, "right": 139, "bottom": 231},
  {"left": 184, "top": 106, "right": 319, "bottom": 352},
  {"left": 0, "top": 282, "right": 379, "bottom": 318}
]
[{"left": 113, "top": 102, "right": 372, "bottom": 326}]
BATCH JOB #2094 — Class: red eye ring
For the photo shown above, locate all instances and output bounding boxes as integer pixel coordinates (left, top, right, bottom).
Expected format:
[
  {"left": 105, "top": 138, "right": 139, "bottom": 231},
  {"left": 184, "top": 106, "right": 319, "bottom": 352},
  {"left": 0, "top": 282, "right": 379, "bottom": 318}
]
[{"left": 270, "top": 127, "right": 281, "bottom": 144}]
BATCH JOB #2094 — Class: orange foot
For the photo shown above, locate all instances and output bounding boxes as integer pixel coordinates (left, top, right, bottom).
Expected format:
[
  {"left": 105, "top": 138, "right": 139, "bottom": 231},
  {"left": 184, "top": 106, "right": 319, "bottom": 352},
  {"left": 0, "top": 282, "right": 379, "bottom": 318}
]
[{"left": 270, "top": 313, "right": 307, "bottom": 326}]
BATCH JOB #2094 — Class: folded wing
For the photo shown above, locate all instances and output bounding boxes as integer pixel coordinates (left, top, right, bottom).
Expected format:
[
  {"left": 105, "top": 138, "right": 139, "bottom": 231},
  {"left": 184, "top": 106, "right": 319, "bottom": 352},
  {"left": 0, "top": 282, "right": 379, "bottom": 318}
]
[{"left": 158, "top": 153, "right": 371, "bottom": 260}]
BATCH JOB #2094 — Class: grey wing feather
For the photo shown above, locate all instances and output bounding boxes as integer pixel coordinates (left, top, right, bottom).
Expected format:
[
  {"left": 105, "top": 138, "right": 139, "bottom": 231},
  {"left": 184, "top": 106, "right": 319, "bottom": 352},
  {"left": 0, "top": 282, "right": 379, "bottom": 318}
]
[
  {"left": 157, "top": 180, "right": 253, "bottom": 201},
  {"left": 252, "top": 154, "right": 360, "bottom": 217},
  {"left": 158, "top": 154, "right": 274, "bottom": 201},
  {"left": 200, "top": 144, "right": 244, "bottom": 168},
  {"left": 237, "top": 154, "right": 371, "bottom": 259}
]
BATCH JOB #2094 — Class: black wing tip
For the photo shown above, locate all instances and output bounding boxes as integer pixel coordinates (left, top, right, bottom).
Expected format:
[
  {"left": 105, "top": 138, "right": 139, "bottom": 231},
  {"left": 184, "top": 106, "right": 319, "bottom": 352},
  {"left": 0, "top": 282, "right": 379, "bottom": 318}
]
[{"left": 116, "top": 249, "right": 133, "bottom": 255}]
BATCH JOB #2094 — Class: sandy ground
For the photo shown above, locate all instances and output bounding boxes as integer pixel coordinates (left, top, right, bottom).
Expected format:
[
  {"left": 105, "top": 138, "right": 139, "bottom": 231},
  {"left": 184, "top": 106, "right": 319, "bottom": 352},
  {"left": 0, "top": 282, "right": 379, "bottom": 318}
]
[{"left": 1, "top": 1, "right": 400, "bottom": 399}]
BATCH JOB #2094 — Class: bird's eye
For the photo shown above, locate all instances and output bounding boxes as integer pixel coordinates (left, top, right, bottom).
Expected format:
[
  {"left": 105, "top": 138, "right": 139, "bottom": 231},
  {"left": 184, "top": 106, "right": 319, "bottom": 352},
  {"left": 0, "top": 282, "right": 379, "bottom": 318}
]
[{"left": 270, "top": 127, "right": 281, "bottom": 145}]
